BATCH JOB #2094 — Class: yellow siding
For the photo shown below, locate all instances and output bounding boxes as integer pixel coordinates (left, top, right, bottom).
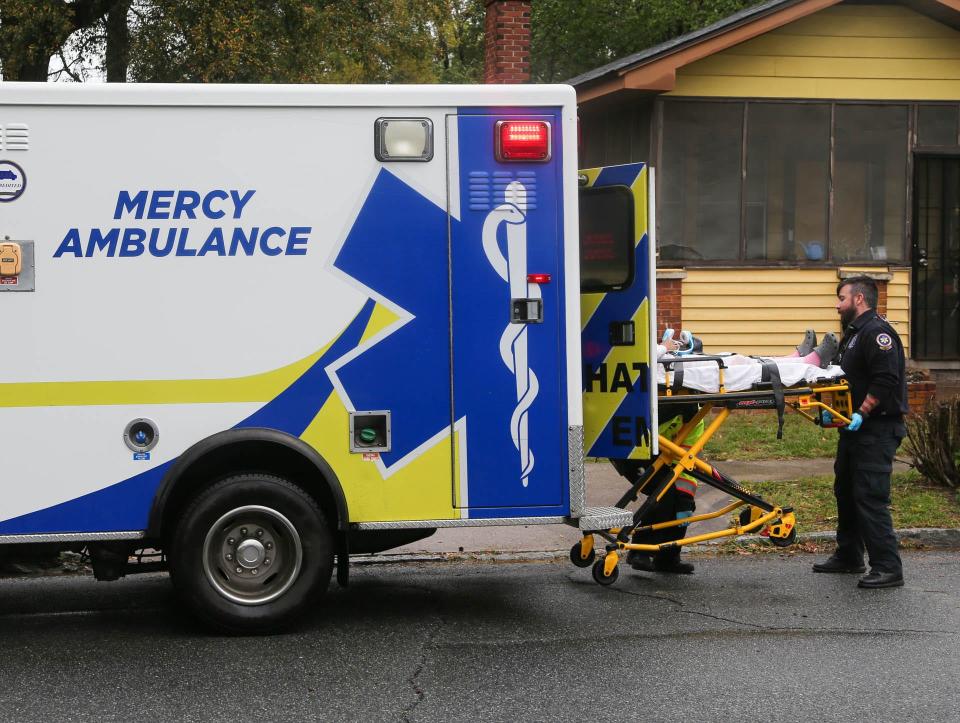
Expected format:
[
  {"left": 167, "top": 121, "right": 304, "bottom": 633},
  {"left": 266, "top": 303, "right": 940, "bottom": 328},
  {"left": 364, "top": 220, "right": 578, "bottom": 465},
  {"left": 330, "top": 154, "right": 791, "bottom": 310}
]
[
  {"left": 670, "top": 4, "right": 960, "bottom": 100},
  {"left": 679, "top": 268, "right": 911, "bottom": 357}
]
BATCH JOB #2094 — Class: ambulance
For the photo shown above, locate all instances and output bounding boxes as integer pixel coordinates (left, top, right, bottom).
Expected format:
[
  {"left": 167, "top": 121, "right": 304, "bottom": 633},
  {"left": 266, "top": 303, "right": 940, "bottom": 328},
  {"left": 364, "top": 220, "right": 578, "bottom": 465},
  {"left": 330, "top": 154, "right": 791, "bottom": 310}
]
[{"left": 0, "top": 83, "right": 655, "bottom": 631}]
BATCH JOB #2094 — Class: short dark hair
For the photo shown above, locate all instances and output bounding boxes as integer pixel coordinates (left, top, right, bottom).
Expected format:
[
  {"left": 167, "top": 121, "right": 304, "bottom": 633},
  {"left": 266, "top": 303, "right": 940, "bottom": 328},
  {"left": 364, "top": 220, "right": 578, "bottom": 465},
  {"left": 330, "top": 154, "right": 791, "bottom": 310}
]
[{"left": 837, "top": 275, "right": 878, "bottom": 309}]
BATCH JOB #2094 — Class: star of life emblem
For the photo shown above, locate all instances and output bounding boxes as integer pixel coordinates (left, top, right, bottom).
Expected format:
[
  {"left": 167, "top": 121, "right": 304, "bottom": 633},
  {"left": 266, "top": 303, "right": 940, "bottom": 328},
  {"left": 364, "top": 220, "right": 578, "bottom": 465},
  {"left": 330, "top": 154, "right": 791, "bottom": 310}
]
[{"left": 481, "top": 181, "right": 538, "bottom": 486}]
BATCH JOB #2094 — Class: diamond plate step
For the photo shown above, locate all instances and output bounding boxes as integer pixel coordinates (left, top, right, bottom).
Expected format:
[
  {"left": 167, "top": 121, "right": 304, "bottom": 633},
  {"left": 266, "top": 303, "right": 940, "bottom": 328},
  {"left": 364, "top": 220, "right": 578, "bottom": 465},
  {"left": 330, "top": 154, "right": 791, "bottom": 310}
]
[{"left": 573, "top": 506, "right": 634, "bottom": 532}]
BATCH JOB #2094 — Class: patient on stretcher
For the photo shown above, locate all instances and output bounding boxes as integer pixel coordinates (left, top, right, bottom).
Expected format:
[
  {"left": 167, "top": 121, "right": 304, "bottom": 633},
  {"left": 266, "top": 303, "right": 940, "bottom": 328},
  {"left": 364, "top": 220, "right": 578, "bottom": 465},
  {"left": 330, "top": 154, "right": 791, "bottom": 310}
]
[
  {"left": 661, "top": 328, "right": 839, "bottom": 368},
  {"left": 657, "top": 329, "right": 844, "bottom": 394}
]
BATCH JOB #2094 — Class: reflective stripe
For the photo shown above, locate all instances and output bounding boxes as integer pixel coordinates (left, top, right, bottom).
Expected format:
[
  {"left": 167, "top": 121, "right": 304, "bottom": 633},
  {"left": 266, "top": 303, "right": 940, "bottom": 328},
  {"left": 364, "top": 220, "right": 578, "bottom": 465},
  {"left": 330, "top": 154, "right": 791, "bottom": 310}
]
[{"left": 675, "top": 477, "right": 697, "bottom": 497}]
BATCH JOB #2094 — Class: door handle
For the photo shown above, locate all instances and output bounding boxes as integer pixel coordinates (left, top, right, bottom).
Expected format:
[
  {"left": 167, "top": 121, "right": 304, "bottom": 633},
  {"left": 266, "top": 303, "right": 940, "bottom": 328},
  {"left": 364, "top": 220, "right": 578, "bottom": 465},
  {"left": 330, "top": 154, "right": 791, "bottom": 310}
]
[{"left": 511, "top": 298, "right": 543, "bottom": 323}]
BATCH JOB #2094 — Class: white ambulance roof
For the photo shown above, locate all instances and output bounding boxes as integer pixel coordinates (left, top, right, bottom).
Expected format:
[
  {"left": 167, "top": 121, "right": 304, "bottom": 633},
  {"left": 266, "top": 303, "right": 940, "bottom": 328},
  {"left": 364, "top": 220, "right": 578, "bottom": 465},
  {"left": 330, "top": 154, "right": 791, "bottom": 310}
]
[{"left": 0, "top": 83, "right": 576, "bottom": 108}]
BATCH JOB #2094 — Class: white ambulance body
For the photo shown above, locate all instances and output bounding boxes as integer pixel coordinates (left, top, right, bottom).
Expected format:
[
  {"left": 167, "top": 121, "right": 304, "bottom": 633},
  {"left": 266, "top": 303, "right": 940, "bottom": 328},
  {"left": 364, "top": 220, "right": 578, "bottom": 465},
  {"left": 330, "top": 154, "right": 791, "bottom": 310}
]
[{"left": 0, "top": 83, "right": 597, "bottom": 630}]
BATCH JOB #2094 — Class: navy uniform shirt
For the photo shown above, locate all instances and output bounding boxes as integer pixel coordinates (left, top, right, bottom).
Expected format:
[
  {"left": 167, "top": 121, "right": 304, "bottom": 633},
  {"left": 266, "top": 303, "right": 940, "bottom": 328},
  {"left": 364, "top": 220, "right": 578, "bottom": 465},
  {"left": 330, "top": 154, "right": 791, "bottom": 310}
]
[{"left": 838, "top": 309, "right": 909, "bottom": 422}]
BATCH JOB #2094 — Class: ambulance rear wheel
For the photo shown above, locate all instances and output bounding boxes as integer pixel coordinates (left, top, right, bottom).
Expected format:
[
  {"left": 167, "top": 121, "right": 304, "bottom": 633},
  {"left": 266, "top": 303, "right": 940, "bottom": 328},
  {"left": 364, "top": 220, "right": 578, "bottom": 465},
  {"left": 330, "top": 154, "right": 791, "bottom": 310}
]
[
  {"left": 569, "top": 541, "right": 595, "bottom": 568},
  {"left": 591, "top": 558, "right": 619, "bottom": 586},
  {"left": 168, "top": 473, "right": 333, "bottom": 634}
]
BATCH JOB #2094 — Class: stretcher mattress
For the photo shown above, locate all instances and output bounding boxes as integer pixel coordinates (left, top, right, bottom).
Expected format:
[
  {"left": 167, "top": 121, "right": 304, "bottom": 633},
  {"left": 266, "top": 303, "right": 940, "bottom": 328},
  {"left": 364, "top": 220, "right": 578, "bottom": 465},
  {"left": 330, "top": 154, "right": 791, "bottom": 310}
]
[{"left": 657, "top": 354, "right": 844, "bottom": 394}]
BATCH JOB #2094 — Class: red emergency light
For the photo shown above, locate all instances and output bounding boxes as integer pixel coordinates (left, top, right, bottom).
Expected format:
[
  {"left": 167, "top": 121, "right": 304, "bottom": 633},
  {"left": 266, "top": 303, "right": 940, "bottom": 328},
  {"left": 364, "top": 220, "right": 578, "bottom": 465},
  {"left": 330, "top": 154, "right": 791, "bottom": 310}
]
[{"left": 496, "top": 120, "right": 551, "bottom": 162}]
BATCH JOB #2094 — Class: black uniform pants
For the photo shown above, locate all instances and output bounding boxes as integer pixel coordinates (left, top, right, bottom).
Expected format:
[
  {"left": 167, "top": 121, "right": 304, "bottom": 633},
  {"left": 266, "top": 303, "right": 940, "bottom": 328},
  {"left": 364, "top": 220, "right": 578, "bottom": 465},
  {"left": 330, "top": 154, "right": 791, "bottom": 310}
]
[
  {"left": 833, "top": 422, "right": 904, "bottom": 574},
  {"left": 631, "top": 467, "right": 696, "bottom": 562}
]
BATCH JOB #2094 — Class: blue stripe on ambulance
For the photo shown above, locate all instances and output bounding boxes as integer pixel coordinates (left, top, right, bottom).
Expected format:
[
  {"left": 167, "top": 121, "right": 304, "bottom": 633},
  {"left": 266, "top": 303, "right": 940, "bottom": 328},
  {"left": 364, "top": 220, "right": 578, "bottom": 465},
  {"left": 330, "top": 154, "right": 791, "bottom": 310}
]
[
  {"left": 0, "top": 300, "right": 376, "bottom": 535},
  {"left": 332, "top": 171, "right": 451, "bottom": 469}
]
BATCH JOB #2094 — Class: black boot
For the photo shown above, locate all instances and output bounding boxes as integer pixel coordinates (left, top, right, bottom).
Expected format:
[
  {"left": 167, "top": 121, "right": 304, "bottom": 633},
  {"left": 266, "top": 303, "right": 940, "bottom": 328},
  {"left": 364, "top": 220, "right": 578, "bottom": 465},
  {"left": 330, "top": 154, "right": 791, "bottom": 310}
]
[
  {"left": 653, "top": 549, "right": 694, "bottom": 574},
  {"left": 627, "top": 550, "right": 655, "bottom": 571}
]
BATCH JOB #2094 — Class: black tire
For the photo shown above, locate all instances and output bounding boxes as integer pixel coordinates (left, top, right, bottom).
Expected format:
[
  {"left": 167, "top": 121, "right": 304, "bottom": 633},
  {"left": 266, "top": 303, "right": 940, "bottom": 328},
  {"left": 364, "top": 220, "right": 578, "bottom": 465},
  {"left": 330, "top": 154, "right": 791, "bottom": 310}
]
[
  {"left": 168, "top": 473, "right": 334, "bottom": 634},
  {"left": 768, "top": 527, "right": 798, "bottom": 548},
  {"left": 591, "top": 558, "right": 619, "bottom": 586},
  {"left": 569, "top": 540, "right": 596, "bottom": 568}
]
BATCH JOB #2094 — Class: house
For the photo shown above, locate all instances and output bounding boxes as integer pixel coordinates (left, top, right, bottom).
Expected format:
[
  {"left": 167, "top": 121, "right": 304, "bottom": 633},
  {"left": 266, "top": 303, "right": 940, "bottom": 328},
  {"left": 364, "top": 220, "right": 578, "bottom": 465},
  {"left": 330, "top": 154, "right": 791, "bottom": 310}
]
[{"left": 569, "top": 0, "right": 960, "bottom": 394}]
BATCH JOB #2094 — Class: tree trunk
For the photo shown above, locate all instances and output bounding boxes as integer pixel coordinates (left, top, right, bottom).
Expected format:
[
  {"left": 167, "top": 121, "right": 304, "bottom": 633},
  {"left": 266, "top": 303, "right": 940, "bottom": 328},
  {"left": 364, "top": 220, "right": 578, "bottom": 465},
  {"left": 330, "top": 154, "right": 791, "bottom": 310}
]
[
  {"left": 104, "top": 0, "right": 130, "bottom": 82},
  {"left": 1, "top": 53, "right": 52, "bottom": 81}
]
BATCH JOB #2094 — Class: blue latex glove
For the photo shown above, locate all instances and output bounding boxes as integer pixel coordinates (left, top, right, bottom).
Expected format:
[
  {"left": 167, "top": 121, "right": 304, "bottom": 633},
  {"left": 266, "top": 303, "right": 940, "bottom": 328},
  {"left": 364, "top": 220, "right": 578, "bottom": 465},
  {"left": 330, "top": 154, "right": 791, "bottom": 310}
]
[
  {"left": 822, "top": 411, "right": 833, "bottom": 425},
  {"left": 845, "top": 412, "right": 863, "bottom": 431}
]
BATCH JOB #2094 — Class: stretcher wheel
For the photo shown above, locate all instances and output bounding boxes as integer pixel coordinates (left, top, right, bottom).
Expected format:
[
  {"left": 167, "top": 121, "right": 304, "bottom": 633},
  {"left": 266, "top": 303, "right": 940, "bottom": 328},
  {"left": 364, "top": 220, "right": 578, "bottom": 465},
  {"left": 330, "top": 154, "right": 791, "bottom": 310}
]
[
  {"left": 569, "top": 541, "right": 595, "bottom": 568},
  {"left": 591, "top": 558, "right": 619, "bottom": 586},
  {"left": 768, "top": 527, "right": 798, "bottom": 547}
]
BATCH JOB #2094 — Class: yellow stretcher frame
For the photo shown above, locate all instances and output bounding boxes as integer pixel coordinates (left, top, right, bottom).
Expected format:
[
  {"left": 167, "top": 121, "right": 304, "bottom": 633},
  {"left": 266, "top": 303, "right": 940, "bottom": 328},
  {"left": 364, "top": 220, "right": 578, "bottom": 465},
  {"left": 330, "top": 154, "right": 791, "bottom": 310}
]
[{"left": 573, "top": 362, "right": 852, "bottom": 585}]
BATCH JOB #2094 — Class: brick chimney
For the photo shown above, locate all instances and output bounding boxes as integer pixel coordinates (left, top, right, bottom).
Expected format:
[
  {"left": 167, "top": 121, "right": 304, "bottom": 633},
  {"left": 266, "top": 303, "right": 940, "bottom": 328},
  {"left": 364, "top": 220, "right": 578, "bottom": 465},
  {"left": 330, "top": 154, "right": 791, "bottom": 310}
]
[{"left": 484, "top": 0, "right": 531, "bottom": 83}]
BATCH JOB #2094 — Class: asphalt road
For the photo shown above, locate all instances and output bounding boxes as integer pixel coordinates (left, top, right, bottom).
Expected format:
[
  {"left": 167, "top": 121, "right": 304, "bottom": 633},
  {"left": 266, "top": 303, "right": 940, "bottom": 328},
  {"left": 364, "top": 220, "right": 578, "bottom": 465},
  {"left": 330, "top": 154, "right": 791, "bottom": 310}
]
[{"left": 0, "top": 551, "right": 957, "bottom": 723}]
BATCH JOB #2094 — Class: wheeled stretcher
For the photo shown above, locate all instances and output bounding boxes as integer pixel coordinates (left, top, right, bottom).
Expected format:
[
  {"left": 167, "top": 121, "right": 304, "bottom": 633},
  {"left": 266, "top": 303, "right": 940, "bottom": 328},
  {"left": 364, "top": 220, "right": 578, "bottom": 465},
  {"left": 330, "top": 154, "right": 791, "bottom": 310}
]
[{"left": 571, "top": 353, "right": 853, "bottom": 586}]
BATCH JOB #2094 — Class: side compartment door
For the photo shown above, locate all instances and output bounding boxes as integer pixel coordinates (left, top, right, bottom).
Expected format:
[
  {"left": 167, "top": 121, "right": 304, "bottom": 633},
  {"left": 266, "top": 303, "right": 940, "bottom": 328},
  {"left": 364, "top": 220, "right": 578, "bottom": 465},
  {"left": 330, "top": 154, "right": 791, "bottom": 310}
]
[
  {"left": 579, "top": 163, "right": 656, "bottom": 460},
  {"left": 447, "top": 111, "right": 568, "bottom": 514}
]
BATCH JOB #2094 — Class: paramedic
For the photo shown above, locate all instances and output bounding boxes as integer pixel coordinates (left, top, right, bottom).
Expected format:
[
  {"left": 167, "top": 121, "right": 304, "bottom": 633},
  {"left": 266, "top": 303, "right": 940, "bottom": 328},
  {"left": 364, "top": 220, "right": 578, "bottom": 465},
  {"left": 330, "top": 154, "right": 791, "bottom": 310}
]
[
  {"left": 813, "top": 276, "right": 907, "bottom": 588},
  {"left": 622, "top": 402, "right": 701, "bottom": 575}
]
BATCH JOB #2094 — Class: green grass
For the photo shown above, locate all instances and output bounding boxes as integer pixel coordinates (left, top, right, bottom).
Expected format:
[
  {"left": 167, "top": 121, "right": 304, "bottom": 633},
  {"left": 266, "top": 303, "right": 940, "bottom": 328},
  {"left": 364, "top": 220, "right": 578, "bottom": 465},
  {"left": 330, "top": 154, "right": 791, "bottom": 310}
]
[
  {"left": 703, "top": 412, "right": 839, "bottom": 461},
  {"left": 746, "top": 471, "right": 960, "bottom": 532}
]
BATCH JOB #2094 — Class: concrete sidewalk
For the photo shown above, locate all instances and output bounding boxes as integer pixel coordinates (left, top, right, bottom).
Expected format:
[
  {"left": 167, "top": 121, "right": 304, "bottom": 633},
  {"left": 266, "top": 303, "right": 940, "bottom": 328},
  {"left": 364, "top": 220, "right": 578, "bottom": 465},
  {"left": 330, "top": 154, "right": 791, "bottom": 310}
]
[{"left": 387, "top": 457, "right": 883, "bottom": 557}]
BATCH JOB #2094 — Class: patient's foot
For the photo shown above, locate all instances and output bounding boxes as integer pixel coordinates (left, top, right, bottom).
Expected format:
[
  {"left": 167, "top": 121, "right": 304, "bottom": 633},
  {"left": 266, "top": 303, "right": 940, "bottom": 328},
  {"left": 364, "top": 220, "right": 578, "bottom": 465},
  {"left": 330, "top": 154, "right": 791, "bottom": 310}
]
[
  {"left": 792, "top": 329, "right": 817, "bottom": 357},
  {"left": 809, "top": 332, "right": 839, "bottom": 368}
]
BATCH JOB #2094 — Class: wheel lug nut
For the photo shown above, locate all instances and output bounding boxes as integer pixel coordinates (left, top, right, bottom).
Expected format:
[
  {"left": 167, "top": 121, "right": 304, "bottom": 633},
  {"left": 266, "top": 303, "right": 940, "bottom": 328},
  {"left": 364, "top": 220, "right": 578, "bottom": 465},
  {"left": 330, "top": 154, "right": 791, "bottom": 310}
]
[
  {"left": 240, "top": 528, "right": 248, "bottom": 537},
  {"left": 227, "top": 538, "right": 235, "bottom": 546},
  {"left": 265, "top": 542, "right": 273, "bottom": 550},
  {"left": 251, "top": 568, "right": 259, "bottom": 576},
  {"left": 235, "top": 566, "right": 243, "bottom": 574},
  {"left": 264, "top": 558, "right": 271, "bottom": 566},
  {"left": 256, "top": 529, "right": 264, "bottom": 538},
  {"left": 225, "top": 553, "right": 233, "bottom": 561}
]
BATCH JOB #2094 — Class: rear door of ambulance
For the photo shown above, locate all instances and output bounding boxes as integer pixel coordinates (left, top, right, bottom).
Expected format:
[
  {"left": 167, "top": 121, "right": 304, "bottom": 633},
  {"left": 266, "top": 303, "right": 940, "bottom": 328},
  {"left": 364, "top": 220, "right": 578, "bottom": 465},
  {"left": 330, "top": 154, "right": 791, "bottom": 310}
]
[
  {"left": 447, "top": 110, "right": 571, "bottom": 517},
  {"left": 579, "top": 163, "right": 657, "bottom": 461}
]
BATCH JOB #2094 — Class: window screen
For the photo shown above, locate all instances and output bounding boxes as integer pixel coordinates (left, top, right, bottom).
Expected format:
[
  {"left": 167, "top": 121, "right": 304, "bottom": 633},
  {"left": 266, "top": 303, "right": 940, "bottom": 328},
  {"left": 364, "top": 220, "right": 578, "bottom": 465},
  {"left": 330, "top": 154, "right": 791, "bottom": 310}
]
[
  {"left": 832, "top": 105, "right": 908, "bottom": 263},
  {"left": 579, "top": 186, "right": 634, "bottom": 292},
  {"left": 660, "top": 101, "right": 742, "bottom": 261},
  {"left": 745, "top": 103, "right": 829, "bottom": 261},
  {"left": 917, "top": 105, "right": 958, "bottom": 147}
]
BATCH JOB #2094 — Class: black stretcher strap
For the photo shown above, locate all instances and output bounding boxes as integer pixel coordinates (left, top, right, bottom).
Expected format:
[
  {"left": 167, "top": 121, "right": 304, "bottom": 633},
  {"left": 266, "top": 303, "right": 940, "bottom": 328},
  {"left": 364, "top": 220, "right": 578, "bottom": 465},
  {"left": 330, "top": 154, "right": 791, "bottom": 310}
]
[
  {"left": 671, "top": 365, "right": 685, "bottom": 394},
  {"left": 758, "top": 360, "right": 785, "bottom": 439}
]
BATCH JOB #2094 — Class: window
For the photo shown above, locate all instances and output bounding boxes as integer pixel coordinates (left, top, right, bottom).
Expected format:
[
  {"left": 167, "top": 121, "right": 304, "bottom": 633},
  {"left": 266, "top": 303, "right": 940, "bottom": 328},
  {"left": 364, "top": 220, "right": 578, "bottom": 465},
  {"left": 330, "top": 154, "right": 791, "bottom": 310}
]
[
  {"left": 656, "top": 99, "right": 918, "bottom": 264},
  {"left": 917, "top": 105, "right": 957, "bottom": 147},
  {"left": 579, "top": 186, "right": 634, "bottom": 291},
  {"left": 745, "top": 104, "right": 829, "bottom": 261},
  {"left": 831, "top": 105, "right": 907, "bottom": 263},
  {"left": 660, "top": 102, "right": 742, "bottom": 261}
]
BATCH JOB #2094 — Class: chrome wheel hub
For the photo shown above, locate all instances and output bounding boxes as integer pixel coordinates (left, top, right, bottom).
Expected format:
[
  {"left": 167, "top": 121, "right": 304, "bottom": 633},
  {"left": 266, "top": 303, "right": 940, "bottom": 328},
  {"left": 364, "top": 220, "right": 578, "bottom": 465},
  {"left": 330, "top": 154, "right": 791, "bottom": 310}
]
[{"left": 202, "top": 505, "right": 302, "bottom": 606}]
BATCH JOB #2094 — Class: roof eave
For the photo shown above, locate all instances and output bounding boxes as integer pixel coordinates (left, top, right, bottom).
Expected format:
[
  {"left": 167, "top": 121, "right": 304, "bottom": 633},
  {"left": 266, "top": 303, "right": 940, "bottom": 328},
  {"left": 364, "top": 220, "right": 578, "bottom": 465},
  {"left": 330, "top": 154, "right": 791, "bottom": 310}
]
[{"left": 572, "top": 0, "right": 842, "bottom": 101}]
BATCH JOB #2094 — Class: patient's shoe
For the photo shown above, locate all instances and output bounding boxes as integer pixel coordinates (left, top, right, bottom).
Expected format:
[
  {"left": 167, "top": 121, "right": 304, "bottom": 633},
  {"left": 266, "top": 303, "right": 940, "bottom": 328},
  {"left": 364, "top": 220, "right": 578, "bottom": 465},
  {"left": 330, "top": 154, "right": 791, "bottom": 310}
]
[
  {"left": 661, "top": 328, "right": 677, "bottom": 352},
  {"left": 795, "top": 329, "right": 817, "bottom": 357},
  {"left": 813, "top": 332, "right": 840, "bottom": 368},
  {"left": 676, "top": 330, "right": 695, "bottom": 355}
]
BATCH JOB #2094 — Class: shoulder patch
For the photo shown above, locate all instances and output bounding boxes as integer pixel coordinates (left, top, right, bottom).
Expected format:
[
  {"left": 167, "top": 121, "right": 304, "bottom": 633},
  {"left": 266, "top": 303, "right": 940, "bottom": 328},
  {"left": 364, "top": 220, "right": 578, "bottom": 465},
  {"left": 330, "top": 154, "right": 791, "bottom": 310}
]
[{"left": 876, "top": 332, "right": 893, "bottom": 351}]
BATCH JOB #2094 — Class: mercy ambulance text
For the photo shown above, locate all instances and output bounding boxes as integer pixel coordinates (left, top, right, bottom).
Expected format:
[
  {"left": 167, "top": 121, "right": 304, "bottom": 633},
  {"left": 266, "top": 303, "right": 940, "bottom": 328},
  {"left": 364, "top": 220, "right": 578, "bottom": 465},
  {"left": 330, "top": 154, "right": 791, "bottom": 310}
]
[{"left": 53, "top": 189, "right": 312, "bottom": 258}]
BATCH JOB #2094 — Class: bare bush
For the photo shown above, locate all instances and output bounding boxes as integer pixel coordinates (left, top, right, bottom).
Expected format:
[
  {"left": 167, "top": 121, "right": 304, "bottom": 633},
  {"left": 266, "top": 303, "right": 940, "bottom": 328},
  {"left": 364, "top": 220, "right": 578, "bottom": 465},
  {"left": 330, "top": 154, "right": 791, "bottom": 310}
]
[{"left": 906, "top": 397, "right": 960, "bottom": 489}]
